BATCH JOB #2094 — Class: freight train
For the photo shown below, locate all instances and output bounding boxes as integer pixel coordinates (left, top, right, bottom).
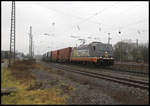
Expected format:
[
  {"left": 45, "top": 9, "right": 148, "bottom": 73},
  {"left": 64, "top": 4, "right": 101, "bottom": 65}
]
[{"left": 42, "top": 42, "right": 114, "bottom": 65}]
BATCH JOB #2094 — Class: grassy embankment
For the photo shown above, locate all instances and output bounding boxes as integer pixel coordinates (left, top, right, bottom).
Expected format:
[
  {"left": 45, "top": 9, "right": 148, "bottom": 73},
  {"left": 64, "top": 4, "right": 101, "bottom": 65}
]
[{"left": 1, "top": 60, "right": 68, "bottom": 105}]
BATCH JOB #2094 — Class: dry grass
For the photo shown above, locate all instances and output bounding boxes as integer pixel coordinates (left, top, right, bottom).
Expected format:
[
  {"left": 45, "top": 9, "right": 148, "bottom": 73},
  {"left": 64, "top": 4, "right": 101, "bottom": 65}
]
[
  {"left": 9, "top": 60, "right": 37, "bottom": 81},
  {"left": 2, "top": 88, "right": 68, "bottom": 105},
  {"left": 1, "top": 60, "right": 68, "bottom": 105}
]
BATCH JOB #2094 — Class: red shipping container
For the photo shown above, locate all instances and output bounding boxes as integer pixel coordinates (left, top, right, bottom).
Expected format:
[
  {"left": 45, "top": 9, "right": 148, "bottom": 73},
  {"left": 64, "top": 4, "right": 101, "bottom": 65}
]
[
  {"left": 58, "top": 47, "right": 72, "bottom": 61},
  {"left": 52, "top": 50, "right": 59, "bottom": 61}
]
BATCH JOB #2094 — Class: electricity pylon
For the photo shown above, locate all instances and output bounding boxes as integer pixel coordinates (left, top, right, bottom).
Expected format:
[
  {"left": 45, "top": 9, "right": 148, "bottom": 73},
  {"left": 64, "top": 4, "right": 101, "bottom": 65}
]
[{"left": 9, "top": 1, "right": 16, "bottom": 66}]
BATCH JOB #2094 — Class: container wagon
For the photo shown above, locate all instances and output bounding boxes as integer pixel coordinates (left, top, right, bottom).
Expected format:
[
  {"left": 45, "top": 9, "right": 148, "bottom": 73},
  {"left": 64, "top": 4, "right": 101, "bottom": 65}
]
[
  {"left": 42, "top": 51, "right": 51, "bottom": 62},
  {"left": 58, "top": 47, "right": 72, "bottom": 62},
  {"left": 51, "top": 50, "right": 59, "bottom": 62}
]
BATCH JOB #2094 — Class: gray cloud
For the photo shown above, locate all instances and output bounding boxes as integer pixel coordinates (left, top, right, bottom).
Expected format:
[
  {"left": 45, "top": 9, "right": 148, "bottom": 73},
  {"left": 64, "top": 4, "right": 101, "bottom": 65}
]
[{"left": 2, "top": 1, "right": 149, "bottom": 55}]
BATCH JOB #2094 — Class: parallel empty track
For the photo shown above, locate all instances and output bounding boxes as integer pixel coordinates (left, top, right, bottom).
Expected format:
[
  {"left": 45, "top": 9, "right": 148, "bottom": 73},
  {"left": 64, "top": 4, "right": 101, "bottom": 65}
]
[
  {"left": 51, "top": 63, "right": 149, "bottom": 90},
  {"left": 101, "top": 66, "right": 149, "bottom": 75}
]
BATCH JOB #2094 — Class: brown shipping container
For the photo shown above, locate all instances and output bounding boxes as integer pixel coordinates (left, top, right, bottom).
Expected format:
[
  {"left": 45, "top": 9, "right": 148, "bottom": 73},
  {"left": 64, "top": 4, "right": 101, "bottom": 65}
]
[
  {"left": 52, "top": 50, "right": 59, "bottom": 61},
  {"left": 58, "top": 47, "right": 72, "bottom": 61}
]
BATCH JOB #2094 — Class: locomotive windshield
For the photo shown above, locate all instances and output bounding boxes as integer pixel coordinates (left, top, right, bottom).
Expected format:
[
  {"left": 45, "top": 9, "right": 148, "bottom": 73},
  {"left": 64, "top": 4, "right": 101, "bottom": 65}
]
[
  {"left": 106, "top": 44, "right": 113, "bottom": 53},
  {"left": 90, "top": 42, "right": 113, "bottom": 57}
]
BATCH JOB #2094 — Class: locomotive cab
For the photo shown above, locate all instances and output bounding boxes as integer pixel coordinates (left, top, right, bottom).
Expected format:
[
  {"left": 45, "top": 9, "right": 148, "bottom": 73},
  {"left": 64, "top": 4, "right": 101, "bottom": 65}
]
[{"left": 89, "top": 42, "right": 114, "bottom": 65}]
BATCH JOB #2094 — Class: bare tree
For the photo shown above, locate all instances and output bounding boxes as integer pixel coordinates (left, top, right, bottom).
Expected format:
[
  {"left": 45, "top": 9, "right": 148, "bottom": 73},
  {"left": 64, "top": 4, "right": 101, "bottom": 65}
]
[{"left": 113, "top": 41, "right": 149, "bottom": 63}]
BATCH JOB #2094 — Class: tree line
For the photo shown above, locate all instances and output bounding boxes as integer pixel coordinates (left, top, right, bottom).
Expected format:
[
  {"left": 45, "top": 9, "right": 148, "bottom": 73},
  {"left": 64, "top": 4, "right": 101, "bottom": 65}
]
[{"left": 113, "top": 41, "right": 149, "bottom": 63}]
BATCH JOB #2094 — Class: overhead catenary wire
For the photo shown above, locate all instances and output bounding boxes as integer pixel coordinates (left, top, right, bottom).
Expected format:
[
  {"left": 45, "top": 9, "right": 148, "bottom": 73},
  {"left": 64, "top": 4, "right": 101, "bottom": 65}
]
[
  {"left": 35, "top": 3, "right": 119, "bottom": 31},
  {"left": 36, "top": 2, "right": 147, "bottom": 35},
  {"left": 69, "top": 2, "right": 120, "bottom": 31},
  {"left": 55, "top": 3, "right": 147, "bottom": 36},
  {"left": 73, "top": 2, "right": 119, "bottom": 25},
  {"left": 34, "top": 3, "right": 148, "bottom": 49},
  {"left": 119, "top": 18, "right": 148, "bottom": 29},
  {"left": 35, "top": 3, "right": 83, "bottom": 20},
  {"left": 70, "top": 2, "right": 147, "bottom": 33},
  {"left": 117, "top": 4, "right": 147, "bottom": 15}
]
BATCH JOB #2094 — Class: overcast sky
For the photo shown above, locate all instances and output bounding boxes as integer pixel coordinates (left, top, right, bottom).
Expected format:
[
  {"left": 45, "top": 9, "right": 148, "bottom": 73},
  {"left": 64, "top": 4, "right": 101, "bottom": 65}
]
[{"left": 1, "top": 1, "right": 149, "bottom": 55}]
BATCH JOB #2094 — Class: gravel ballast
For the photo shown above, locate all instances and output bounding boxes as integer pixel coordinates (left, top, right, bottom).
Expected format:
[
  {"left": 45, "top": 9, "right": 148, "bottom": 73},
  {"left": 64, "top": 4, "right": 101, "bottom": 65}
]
[{"left": 31, "top": 61, "right": 149, "bottom": 104}]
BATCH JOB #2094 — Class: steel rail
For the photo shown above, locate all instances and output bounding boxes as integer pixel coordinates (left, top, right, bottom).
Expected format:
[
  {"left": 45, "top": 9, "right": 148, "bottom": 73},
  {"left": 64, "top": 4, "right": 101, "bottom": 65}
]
[
  {"left": 52, "top": 64, "right": 149, "bottom": 90},
  {"left": 55, "top": 64, "right": 149, "bottom": 84},
  {"left": 102, "top": 66, "right": 149, "bottom": 75}
]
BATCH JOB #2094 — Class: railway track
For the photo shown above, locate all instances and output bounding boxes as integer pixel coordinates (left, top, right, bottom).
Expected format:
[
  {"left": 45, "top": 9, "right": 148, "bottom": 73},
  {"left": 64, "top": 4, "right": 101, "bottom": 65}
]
[
  {"left": 72, "top": 63, "right": 149, "bottom": 75},
  {"left": 50, "top": 63, "right": 149, "bottom": 90},
  {"left": 67, "top": 63, "right": 149, "bottom": 76},
  {"left": 101, "top": 66, "right": 149, "bottom": 75}
]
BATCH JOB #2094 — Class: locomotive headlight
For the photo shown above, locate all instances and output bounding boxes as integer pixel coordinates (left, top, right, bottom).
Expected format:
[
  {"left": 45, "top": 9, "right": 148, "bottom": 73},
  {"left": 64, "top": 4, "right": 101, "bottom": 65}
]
[{"left": 104, "top": 51, "right": 108, "bottom": 58}]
